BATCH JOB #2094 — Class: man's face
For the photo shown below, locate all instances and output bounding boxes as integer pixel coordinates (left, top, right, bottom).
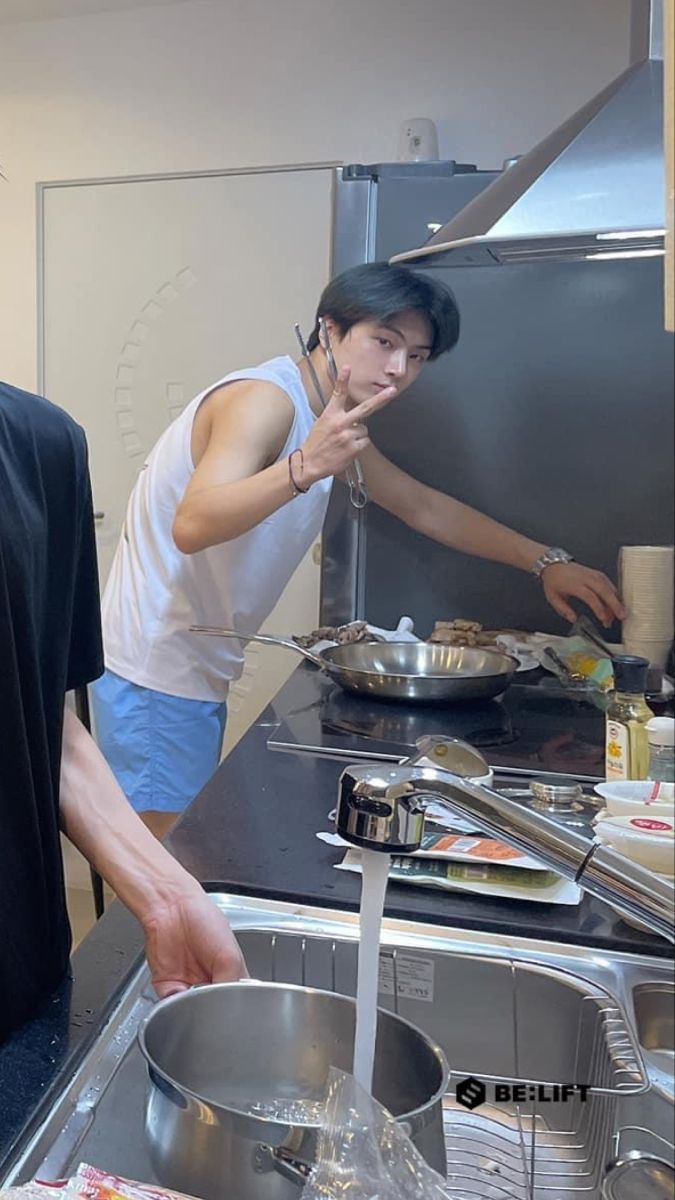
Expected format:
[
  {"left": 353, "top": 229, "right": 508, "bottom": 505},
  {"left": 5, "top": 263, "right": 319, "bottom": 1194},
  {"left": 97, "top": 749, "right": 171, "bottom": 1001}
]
[{"left": 326, "top": 309, "right": 433, "bottom": 406}]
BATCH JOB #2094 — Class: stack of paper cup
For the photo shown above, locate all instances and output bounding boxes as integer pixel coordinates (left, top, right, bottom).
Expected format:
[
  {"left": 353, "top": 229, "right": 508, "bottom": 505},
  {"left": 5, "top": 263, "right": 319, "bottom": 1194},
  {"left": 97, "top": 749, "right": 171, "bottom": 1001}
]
[{"left": 619, "top": 545, "right": 674, "bottom": 669}]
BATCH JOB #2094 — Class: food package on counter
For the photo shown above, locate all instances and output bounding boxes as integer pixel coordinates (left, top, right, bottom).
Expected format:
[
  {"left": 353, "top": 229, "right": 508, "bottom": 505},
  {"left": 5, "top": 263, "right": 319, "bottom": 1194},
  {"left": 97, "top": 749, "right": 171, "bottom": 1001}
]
[
  {"left": 335, "top": 848, "right": 581, "bottom": 905},
  {"left": 317, "top": 830, "right": 548, "bottom": 871},
  {"left": 555, "top": 638, "right": 614, "bottom": 691},
  {"left": 411, "top": 831, "right": 549, "bottom": 870},
  {"left": 0, "top": 1184, "right": 59, "bottom": 1200},
  {"left": 1, "top": 1165, "right": 199, "bottom": 1200}
]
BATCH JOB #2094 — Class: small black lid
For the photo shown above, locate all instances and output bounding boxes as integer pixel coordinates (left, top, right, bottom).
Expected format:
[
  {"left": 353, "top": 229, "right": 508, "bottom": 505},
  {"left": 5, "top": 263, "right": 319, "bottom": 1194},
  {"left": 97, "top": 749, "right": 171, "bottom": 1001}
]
[{"left": 613, "top": 655, "right": 650, "bottom": 693}]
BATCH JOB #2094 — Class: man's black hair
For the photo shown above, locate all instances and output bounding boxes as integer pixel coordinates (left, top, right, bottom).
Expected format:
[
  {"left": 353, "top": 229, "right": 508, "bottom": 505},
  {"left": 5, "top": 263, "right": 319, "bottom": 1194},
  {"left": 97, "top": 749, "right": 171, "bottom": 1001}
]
[{"left": 306, "top": 261, "right": 460, "bottom": 360}]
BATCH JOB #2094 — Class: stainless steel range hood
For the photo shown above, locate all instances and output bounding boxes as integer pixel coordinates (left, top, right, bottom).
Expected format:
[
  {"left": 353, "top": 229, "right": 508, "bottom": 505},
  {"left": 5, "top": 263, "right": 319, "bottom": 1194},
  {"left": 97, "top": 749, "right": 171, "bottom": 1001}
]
[{"left": 392, "top": 2, "right": 666, "bottom": 267}]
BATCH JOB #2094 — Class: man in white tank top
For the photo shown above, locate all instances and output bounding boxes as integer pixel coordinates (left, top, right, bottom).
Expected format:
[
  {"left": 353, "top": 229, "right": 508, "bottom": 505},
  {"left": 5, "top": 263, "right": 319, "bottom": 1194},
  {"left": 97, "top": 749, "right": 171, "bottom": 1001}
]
[{"left": 92, "top": 263, "right": 625, "bottom": 837}]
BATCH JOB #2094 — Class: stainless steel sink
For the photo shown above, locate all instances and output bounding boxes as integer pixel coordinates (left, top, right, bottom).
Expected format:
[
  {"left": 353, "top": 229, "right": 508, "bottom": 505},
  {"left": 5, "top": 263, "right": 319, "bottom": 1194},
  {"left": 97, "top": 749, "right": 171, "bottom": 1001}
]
[
  {"left": 3, "top": 895, "right": 674, "bottom": 1199},
  {"left": 633, "top": 983, "right": 675, "bottom": 1050},
  {"left": 633, "top": 982, "right": 675, "bottom": 1081}
]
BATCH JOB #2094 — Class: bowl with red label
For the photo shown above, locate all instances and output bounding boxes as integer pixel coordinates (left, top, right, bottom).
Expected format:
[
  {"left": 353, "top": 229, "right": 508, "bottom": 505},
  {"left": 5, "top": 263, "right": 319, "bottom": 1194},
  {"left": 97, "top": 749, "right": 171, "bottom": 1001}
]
[
  {"left": 594, "top": 780, "right": 675, "bottom": 820},
  {"left": 594, "top": 813, "right": 675, "bottom": 875}
]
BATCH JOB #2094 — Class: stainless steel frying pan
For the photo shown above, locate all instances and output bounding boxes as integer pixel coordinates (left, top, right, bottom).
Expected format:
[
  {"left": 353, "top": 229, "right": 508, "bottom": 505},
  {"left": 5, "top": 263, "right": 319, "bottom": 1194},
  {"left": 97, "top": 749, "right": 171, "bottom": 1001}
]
[{"left": 190, "top": 626, "right": 518, "bottom": 703}]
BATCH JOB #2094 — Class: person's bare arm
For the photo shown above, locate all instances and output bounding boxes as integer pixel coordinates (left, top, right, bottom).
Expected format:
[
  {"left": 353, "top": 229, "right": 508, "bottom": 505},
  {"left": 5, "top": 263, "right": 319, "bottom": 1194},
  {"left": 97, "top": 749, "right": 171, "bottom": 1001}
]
[
  {"left": 59, "top": 707, "right": 246, "bottom": 994},
  {"left": 362, "top": 441, "right": 546, "bottom": 568},
  {"left": 360, "top": 442, "right": 625, "bottom": 626},
  {"left": 172, "top": 369, "right": 396, "bottom": 554},
  {"left": 172, "top": 379, "right": 297, "bottom": 552}
]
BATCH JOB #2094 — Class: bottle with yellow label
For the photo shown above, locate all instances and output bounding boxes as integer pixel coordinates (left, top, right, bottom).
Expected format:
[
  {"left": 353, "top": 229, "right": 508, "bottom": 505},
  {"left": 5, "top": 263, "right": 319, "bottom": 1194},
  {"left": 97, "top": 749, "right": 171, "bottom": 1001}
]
[{"left": 605, "top": 656, "right": 653, "bottom": 780}]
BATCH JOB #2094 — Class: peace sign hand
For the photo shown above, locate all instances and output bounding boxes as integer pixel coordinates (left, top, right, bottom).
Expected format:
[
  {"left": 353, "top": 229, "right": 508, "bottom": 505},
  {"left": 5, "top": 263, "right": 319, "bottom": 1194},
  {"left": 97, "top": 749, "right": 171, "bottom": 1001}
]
[{"left": 302, "top": 367, "right": 396, "bottom": 484}]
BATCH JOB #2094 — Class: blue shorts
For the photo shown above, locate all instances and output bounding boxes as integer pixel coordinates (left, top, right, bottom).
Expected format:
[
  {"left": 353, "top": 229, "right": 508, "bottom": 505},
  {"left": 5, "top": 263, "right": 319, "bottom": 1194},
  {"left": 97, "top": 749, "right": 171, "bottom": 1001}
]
[{"left": 90, "top": 670, "right": 227, "bottom": 814}]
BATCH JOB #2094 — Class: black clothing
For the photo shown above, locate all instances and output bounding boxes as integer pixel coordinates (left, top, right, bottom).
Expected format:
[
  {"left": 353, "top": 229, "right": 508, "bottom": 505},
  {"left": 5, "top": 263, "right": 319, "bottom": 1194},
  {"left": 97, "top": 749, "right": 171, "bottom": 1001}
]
[{"left": 0, "top": 382, "right": 103, "bottom": 1041}]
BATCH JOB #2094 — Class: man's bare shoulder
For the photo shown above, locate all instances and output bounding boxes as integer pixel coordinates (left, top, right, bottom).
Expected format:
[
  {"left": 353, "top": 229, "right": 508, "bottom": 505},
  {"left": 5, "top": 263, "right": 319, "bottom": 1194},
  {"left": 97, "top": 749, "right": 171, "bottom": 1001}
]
[
  {"left": 205, "top": 377, "right": 294, "bottom": 425},
  {"left": 195, "top": 377, "right": 296, "bottom": 467}
]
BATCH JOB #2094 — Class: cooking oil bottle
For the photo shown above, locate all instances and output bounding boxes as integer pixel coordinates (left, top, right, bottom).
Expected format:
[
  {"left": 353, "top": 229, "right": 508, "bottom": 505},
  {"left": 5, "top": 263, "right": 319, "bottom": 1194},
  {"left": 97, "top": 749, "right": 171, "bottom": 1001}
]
[{"left": 605, "top": 655, "right": 653, "bottom": 780}]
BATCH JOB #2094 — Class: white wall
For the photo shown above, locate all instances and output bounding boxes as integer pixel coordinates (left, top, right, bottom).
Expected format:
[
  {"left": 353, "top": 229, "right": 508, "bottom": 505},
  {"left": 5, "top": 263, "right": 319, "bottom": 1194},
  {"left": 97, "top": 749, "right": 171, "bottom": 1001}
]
[{"left": 0, "top": 0, "right": 635, "bottom": 391}]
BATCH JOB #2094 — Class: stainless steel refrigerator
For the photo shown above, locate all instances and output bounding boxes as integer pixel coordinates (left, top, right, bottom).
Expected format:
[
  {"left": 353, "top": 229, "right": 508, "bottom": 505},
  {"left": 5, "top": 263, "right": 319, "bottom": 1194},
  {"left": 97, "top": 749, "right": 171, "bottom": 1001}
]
[{"left": 320, "top": 162, "right": 675, "bottom": 637}]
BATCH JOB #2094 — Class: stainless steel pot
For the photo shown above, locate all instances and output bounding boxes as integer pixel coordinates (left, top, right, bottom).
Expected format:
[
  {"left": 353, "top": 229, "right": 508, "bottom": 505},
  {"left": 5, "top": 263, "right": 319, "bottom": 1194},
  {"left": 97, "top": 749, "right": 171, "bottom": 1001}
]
[
  {"left": 138, "top": 981, "right": 448, "bottom": 1200},
  {"left": 190, "top": 625, "right": 518, "bottom": 703}
]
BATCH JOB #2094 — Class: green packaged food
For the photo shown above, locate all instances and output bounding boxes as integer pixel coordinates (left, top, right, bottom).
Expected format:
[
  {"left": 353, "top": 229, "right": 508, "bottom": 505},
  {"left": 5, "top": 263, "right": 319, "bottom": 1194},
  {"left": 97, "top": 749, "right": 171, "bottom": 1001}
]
[{"left": 391, "top": 857, "right": 561, "bottom": 890}]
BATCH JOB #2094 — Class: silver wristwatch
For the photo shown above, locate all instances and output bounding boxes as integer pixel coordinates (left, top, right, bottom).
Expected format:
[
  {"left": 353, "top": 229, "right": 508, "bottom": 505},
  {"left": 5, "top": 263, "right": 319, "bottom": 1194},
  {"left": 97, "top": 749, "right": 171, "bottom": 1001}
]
[{"left": 531, "top": 546, "right": 574, "bottom": 577}]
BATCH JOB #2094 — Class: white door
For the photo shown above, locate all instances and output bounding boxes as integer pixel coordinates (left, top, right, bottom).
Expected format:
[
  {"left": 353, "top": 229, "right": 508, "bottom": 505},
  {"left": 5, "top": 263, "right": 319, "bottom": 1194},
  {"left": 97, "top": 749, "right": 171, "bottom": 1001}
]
[{"left": 41, "top": 166, "right": 334, "bottom": 751}]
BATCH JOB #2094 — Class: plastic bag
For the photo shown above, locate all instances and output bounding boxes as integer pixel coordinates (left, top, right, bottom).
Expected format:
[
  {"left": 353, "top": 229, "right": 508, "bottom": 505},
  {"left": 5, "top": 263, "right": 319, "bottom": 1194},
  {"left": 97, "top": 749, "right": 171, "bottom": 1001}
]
[
  {"left": 302, "top": 1069, "right": 461, "bottom": 1199},
  {"left": 532, "top": 633, "right": 613, "bottom": 695},
  {"left": 1, "top": 1165, "right": 196, "bottom": 1200}
]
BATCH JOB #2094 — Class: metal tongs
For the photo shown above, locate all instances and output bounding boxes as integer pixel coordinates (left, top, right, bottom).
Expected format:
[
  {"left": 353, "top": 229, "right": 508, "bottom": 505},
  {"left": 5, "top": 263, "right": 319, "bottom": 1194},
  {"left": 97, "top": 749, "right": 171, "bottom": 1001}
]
[{"left": 293, "top": 319, "right": 368, "bottom": 509}]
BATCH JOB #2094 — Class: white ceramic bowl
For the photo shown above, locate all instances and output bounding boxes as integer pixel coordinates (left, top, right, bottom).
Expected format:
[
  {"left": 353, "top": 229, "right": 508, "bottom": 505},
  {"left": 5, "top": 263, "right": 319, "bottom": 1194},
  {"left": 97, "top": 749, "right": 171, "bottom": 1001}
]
[
  {"left": 594, "top": 813, "right": 675, "bottom": 876},
  {"left": 594, "top": 780, "right": 675, "bottom": 820}
]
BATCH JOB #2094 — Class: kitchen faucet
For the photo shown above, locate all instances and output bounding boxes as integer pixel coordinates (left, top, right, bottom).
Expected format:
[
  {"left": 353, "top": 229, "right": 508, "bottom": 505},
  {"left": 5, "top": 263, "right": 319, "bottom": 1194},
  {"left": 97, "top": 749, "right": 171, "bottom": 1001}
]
[{"left": 336, "top": 759, "right": 675, "bottom": 943}]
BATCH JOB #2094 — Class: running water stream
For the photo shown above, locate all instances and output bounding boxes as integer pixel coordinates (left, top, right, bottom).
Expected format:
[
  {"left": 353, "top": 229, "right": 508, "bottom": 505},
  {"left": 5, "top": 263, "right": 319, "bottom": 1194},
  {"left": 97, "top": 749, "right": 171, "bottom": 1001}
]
[{"left": 352, "top": 848, "right": 391, "bottom": 1093}]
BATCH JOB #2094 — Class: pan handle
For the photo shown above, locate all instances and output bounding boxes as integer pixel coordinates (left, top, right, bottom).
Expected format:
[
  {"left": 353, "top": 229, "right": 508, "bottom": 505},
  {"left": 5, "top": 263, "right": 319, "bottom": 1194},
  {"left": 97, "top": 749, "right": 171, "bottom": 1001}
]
[{"left": 189, "top": 625, "right": 327, "bottom": 670}]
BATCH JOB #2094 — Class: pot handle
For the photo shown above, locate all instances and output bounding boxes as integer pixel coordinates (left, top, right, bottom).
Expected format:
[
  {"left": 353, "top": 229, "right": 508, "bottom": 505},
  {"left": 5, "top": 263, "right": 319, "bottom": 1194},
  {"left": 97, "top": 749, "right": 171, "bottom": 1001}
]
[
  {"left": 189, "top": 626, "right": 326, "bottom": 670},
  {"left": 254, "top": 1143, "right": 312, "bottom": 1186}
]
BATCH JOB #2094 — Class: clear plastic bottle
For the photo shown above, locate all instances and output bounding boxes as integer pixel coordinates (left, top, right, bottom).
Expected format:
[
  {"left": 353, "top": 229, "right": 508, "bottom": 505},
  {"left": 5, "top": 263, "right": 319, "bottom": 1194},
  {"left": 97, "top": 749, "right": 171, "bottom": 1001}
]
[
  {"left": 605, "top": 656, "right": 653, "bottom": 780},
  {"left": 646, "top": 716, "right": 675, "bottom": 783}
]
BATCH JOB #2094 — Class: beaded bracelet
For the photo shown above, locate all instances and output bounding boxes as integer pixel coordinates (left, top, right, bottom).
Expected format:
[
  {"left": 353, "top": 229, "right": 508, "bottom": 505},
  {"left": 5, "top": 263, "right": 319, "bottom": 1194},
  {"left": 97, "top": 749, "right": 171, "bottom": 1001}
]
[{"left": 288, "top": 448, "right": 309, "bottom": 496}]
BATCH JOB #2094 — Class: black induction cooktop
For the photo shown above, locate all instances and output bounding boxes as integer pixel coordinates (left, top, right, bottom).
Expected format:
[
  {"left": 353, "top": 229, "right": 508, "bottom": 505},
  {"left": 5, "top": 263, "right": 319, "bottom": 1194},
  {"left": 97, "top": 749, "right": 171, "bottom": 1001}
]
[{"left": 267, "top": 669, "right": 608, "bottom": 781}]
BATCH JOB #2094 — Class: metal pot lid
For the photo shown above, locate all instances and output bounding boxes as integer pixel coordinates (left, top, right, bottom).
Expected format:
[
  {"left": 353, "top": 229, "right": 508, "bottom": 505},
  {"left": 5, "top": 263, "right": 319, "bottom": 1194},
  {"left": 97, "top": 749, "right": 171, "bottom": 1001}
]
[{"left": 530, "top": 775, "right": 584, "bottom": 811}]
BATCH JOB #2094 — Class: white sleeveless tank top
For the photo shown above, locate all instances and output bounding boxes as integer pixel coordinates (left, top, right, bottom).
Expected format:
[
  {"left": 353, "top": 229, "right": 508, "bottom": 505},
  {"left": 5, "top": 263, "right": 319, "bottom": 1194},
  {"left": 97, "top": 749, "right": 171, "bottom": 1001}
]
[{"left": 101, "top": 356, "right": 332, "bottom": 701}]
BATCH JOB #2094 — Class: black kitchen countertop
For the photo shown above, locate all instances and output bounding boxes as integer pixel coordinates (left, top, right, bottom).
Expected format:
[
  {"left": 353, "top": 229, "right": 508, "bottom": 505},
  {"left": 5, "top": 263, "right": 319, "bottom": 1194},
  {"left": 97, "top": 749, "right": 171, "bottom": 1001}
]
[
  {"left": 1, "top": 664, "right": 671, "bottom": 1177},
  {"left": 165, "top": 668, "right": 670, "bottom": 951}
]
